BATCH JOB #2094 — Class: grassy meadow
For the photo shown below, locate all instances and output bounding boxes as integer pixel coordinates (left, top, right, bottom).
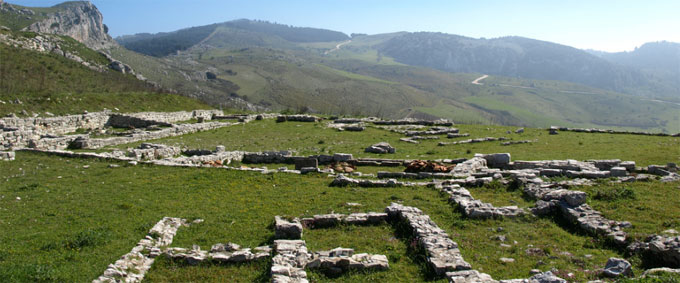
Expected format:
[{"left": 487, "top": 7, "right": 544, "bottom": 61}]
[{"left": 1, "top": 120, "right": 679, "bottom": 282}]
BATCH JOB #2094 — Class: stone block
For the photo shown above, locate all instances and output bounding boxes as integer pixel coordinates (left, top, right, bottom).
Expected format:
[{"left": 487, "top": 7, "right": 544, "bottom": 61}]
[
  {"left": 0, "top": 151, "right": 15, "bottom": 161},
  {"left": 274, "top": 216, "right": 303, "bottom": 239},
  {"left": 294, "top": 157, "right": 318, "bottom": 170},
  {"left": 610, "top": 167, "right": 628, "bottom": 177},
  {"left": 602, "top": 257, "right": 632, "bottom": 277},
  {"left": 483, "top": 153, "right": 511, "bottom": 168},
  {"left": 333, "top": 153, "right": 353, "bottom": 162}
]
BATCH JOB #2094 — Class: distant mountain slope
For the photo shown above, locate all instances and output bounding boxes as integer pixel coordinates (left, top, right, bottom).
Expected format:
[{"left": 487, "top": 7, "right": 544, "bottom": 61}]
[
  {"left": 224, "top": 19, "right": 349, "bottom": 43},
  {"left": 375, "top": 32, "right": 656, "bottom": 96},
  {"left": 598, "top": 41, "right": 680, "bottom": 74},
  {"left": 116, "top": 19, "right": 349, "bottom": 57},
  {"left": 116, "top": 24, "right": 220, "bottom": 57}
]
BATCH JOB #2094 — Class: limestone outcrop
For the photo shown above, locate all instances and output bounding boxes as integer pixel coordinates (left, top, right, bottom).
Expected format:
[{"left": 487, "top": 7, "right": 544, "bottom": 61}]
[{"left": 23, "top": 1, "right": 116, "bottom": 50}]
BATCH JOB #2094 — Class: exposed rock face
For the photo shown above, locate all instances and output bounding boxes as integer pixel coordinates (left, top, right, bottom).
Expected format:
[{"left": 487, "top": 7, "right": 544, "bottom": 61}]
[{"left": 23, "top": 1, "right": 116, "bottom": 50}]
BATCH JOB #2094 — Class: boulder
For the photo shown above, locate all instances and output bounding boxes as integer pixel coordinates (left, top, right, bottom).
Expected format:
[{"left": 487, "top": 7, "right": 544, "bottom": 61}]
[
  {"left": 602, "top": 257, "right": 632, "bottom": 277},
  {"left": 528, "top": 271, "right": 567, "bottom": 282},
  {"left": 365, "top": 142, "right": 396, "bottom": 154},
  {"left": 482, "top": 153, "right": 511, "bottom": 168}
]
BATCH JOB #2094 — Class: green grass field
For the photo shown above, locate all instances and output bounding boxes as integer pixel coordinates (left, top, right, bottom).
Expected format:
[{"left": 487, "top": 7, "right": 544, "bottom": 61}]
[
  {"left": 109, "top": 119, "right": 680, "bottom": 166},
  {"left": 2, "top": 119, "right": 679, "bottom": 281}
]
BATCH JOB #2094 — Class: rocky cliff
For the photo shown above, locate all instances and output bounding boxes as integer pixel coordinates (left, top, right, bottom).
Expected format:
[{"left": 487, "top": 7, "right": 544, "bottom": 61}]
[{"left": 23, "top": 1, "right": 115, "bottom": 50}]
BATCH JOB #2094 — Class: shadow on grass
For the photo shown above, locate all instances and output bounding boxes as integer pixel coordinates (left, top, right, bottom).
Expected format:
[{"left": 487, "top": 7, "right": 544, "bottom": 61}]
[{"left": 390, "top": 218, "right": 442, "bottom": 282}]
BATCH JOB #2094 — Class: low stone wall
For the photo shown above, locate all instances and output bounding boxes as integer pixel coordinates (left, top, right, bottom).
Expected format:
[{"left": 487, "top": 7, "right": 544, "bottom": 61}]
[
  {"left": 28, "top": 134, "right": 87, "bottom": 150},
  {"left": 549, "top": 126, "right": 680, "bottom": 137},
  {"left": 93, "top": 217, "right": 189, "bottom": 283},
  {"left": 442, "top": 185, "right": 525, "bottom": 219},
  {"left": 438, "top": 137, "right": 508, "bottom": 146},
  {"left": 276, "top": 115, "right": 321, "bottom": 122},
  {"left": 405, "top": 127, "right": 459, "bottom": 136},
  {"left": 524, "top": 181, "right": 629, "bottom": 246},
  {"left": 125, "top": 110, "right": 223, "bottom": 123},
  {"left": 0, "top": 110, "right": 227, "bottom": 150},
  {"left": 271, "top": 240, "right": 310, "bottom": 282},
  {"left": 164, "top": 243, "right": 271, "bottom": 265},
  {"left": 106, "top": 114, "right": 173, "bottom": 129},
  {"left": 330, "top": 174, "right": 432, "bottom": 187},
  {"left": 0, "top": 112, "right": 110, "bottom": 134},
  {"left": 373, "top": 119, "right": 453, "bottom": 126},
  {"left": 385, "top": 203, "right": 471, "bottom": 275},
  {"left": 632, "top": 235, "right": 680, "bottom": 267},
  {"left": 80, "top": 122, "right": 235, "bottom": 149}
]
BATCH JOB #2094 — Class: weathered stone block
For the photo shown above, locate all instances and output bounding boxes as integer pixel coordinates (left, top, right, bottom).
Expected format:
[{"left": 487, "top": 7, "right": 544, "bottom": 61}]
[
  {"left": 294, "top": 157, "right": 318, "bottom": 170},
  {"left": 274, "top": 216, "right": 303, "bottom": 239},
  {"left": 0, "top": 151, "right": 15, "bottom": 161},
  {"left": 610, "top": 166, "right": 628, "bottom": 177},
  {"left": 483, "top": 153, "right": 511, "bottom": 168},
  {"left": 602, "top": 257, "right": 632, "bottom": 277},
  {"left": 333, "top": 153, "right": 353, "bottom": 162}
]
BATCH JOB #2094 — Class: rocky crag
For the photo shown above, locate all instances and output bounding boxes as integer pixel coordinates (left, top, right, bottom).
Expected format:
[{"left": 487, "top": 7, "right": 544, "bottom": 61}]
[{"left": 22, "top": 1, "right": 115, "bottom": 50}]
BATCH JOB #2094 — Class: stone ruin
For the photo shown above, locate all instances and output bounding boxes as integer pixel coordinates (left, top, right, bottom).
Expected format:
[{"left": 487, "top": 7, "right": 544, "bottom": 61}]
[
  {"left": 93, "top": 217, "right": 196, "bottom": 283},
  {"left": 438, "top": 136, "right": 509, "bottom": 146},
  {"left": 549, "top": 126, "right": 680, "bottom": 137},
  {"left": 5, "top": 111, "right": 679, "bottom": 280},
  {"left": 95, "top": 203, "right": 680, "bottom": 281},
  {"left": 442, "top": 185, "right": 525, "bottom": 219},
  {"left": 0, "top": 150, "right": 14, "bottom": 161},
  {"left": 365, "top": 142, "right": 396, "bottom": 154},
  {"left": 276, "top": 115, "right": 321, "bottom": 123},
  {"left": 0, "top": 109, "right": 227, "bottom": 152}
]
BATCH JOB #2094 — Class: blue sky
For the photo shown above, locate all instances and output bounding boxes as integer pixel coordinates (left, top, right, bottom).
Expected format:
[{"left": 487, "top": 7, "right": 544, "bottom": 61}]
[{"left": 8, "top": 0, "right": 680, "bottom": 52}]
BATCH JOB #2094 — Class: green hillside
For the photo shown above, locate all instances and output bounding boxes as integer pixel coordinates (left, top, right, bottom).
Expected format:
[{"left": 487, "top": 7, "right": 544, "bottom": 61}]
[
  {"left": 105, "top": 19, "right": 680, "bottom": 133},
  {"left": 109, "top": 31, "right": 680, "bottom": 133},
  {"left": 116, "top": 19, "right": 349, "bottom": 57},
  {"left": 0, "top": 30, "right": 211, "bottom": 116}
]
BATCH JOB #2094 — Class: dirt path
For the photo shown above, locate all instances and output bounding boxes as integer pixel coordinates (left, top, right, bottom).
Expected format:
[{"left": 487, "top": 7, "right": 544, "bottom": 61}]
[
  {"left": 324, "top": 40, "right": 351, "bottom": 55},
  {"left": 471, "top": 74, "right": 489, "bottom": 85}
]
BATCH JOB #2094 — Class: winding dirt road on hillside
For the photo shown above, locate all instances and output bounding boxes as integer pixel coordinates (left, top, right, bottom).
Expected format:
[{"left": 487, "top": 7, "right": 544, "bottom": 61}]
[
  {"left": 471, "top": 74, "right": 489, "bottom": 85},
  {"left": 324, "top": 40, "right": 352, "bottom": 55}
]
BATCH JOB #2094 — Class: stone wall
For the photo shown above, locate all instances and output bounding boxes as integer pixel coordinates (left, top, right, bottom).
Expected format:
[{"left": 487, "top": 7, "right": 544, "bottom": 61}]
[
  {"left": 81, "top": 122, "right": 234, "bottom": 149},
  {"left": 106, "top": 114, "right": 173, "bottom": 128},
  {"left": 0, "top": 110, "right": 228, "bottom": 150},
  {"left": 125, "top": 110, "right": 223, "bottom": 124},
  {"left": 0, "top": 111, "right": 110, "bottom": 135}
]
